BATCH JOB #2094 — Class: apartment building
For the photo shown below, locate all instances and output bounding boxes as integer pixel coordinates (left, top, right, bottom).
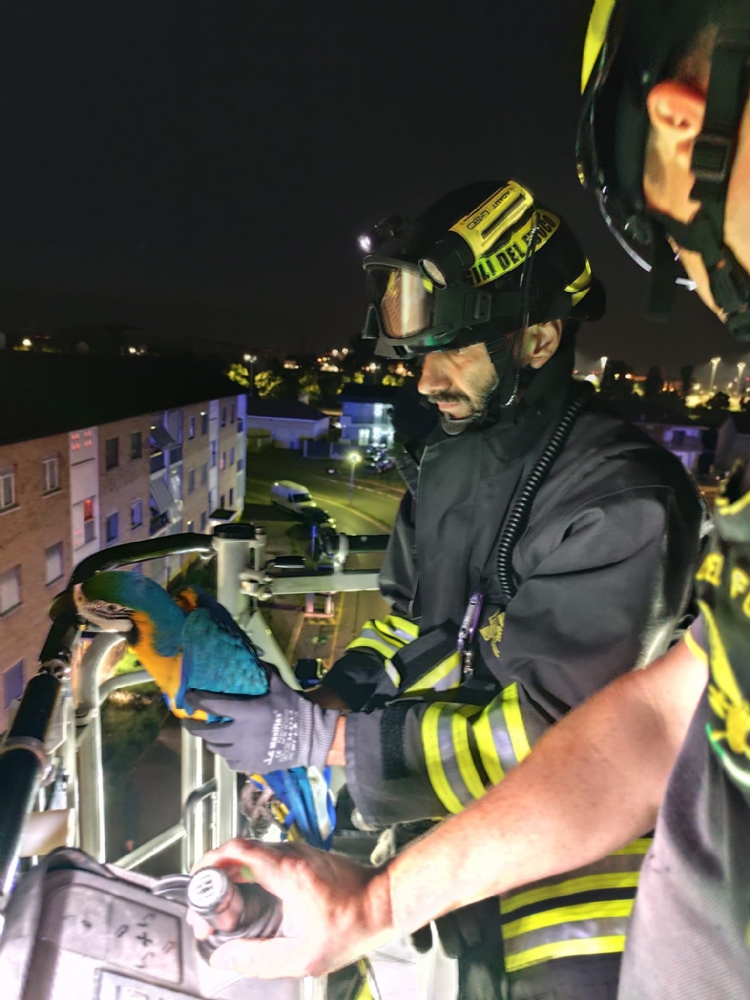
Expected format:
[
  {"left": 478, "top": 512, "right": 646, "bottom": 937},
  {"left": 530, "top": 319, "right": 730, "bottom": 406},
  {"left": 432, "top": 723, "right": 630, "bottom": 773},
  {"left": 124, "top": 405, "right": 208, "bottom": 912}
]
[{"left": 0, "top": 353, "right": 248, "bottom": 728}]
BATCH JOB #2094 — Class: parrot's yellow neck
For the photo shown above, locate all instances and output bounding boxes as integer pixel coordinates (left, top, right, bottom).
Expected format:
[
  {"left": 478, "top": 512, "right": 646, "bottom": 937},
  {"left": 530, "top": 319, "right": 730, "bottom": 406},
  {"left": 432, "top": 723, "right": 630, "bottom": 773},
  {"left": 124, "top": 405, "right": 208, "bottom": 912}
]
[{"left": 128, "top": 611, "right": 183, "bottom": 702}]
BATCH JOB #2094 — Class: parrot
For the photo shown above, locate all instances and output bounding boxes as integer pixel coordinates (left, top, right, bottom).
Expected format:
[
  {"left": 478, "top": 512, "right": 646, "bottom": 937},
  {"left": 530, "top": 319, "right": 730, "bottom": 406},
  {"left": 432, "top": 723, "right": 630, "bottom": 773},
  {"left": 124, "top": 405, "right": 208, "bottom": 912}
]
[
  {"left": 72, "top": 570, "right": 335, "bottom": 848},
  {"left": 73, "top": 570, "right": 268, "bottom": 721}
]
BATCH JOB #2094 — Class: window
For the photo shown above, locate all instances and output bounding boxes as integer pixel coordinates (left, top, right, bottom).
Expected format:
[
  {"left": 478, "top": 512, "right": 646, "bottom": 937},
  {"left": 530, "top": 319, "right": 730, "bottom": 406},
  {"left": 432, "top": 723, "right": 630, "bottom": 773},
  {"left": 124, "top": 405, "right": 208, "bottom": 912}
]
[
  {"left": 43, "top": 456, "right": 60, "bottom": 493},
  {"left": 3, "top": 661, "right": 24, "bottom": 710},
  {"left": 201, "top": 412, "right": 208, "bottom": 435},
  {"left": 131, "top": 431, "right": 142, "bottom": 460},
  {"left": 70, "top": 432, "right": 81, "bottom": 453},
  {"left": 106, "top": 512, "right": 119, "bottom": 544},
  {"left": 220, "top": 451, "right": 226, "bottom": 471},
  {"left": 105, "top": 437, "right": 119, "bottom": 470},
  {"left": 186, "top": 519, "right": 194, "bottom": 533},
  {"left": 45, "top": 543, "right": 64, "bottom": 585},
  {"left": 229, "top": 447, "right": 235, "bottom": 466},
  {"left": 200, "top": 511, "right": 208, "bottom": 532},
  {"left": 0, "top": 471, "right": 15, "bottom": 510},
  {"left": 131, "top": 499, "right": 143, "bottom": 529},
  {"left": 82, "top": 497, "right": 96, "bottom": 544},
  {"left": 187, "top": 469, "right": 195, "bottom": 494},
  {"left": 83, "top": 429, "right": 93, "bottom": 449},
  {"left": 238, "top": 416, "right": 244, "bottom": 432},
  {"left": 230, "top": 403, "right": 236, "bottom": 424},
  {"left": 238, "top": 457, "right": 244, "bottom": 472},
  {"left": 200, "top": 462, "right": 208, "bottom": 485},
  {"left": 229, "top": 488, "right": 234, "bottom": 508},
  {"left": 221, "top": 407, "right": 227, "bottom": 427},
  {"left": 0, "top": 566, "right": 21, "bottom": 614},
  {"left": 220, "top": 494, "right": 226, "bottom": 509},
  {"left": 188, "top": 416, "right": 196, "bottom": 440},
  {"left": 210, "top": 442, "right": 217, "bottom": 468}
]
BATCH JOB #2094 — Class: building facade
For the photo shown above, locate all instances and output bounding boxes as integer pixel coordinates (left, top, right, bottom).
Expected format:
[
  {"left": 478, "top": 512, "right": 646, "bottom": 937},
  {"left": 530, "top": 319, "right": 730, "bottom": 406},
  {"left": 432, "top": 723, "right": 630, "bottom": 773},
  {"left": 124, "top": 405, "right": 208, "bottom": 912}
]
[
  {"left": 339, "top": 385, "right": 397, "bottom": 448},
  {"left": 0, "top": 361, "right": 247, "bottom": 729},
  {"left": 245, "top": 398, "right": 330, "bottom": 449}
]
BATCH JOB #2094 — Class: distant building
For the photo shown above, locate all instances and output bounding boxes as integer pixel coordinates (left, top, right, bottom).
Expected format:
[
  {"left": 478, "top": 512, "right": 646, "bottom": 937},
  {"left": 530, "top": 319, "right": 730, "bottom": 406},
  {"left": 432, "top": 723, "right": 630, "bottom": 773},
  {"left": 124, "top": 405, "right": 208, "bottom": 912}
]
[
  {"left": 339, "top": 384, "right": 398, "bottom": 448},
  {"left": 0, "top": 353, "right": 246, "bottom": 727},
  {"left": 245, "top": 398, "right": 330, "bottom": 450},
  {"left": 612, "top": 397, "right": 708, "bottom": 475}
]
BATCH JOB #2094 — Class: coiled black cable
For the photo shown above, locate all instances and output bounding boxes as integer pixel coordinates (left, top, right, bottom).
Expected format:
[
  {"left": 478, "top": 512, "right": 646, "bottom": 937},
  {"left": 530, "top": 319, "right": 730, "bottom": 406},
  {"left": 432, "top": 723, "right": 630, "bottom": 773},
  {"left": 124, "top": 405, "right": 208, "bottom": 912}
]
[{"left": 496, "top": 380, "right": 594, "bottom": 603}]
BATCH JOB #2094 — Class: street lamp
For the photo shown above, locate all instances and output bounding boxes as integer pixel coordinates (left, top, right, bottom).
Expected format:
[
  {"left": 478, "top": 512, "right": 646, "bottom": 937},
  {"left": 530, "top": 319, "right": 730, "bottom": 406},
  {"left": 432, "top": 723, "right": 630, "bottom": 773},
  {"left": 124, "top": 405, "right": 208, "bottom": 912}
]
[
  {"left": 347, "top": 451, "right": 361, "bottom": 502},
  {"left": 709, "top": 356, "right": 721, "bottom": 393},
  {"left": 737, "top": 361, "right": 746, "bottom": 393},
  {"left": 243, "top": 354, "right": 258, "bottom": 395}
]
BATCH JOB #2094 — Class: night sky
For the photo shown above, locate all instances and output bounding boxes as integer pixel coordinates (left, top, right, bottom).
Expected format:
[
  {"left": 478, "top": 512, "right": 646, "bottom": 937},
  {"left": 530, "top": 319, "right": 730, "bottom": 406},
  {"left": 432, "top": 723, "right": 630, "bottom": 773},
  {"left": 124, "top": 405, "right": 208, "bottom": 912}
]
[{"left": 0, "top": 0, "right": 740, "bottom": 376}]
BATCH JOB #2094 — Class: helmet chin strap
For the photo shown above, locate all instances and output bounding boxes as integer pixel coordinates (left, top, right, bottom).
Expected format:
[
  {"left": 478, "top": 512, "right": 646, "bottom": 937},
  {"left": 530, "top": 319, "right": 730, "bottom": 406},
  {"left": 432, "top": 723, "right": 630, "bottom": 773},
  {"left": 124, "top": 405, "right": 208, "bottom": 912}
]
[{"left": 649, "top": 7, "right": 750, "bottom": 339}]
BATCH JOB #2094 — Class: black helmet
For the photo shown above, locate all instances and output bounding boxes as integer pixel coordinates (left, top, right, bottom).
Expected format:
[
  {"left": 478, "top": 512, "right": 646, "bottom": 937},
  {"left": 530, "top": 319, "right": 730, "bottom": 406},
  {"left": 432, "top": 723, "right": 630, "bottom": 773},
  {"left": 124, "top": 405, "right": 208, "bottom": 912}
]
[
  {"left": 577, "top": 0, "right": 750, "bottom": 338},
  {"left": 360, "top": 180, "right": 605, "bottom": 361}
]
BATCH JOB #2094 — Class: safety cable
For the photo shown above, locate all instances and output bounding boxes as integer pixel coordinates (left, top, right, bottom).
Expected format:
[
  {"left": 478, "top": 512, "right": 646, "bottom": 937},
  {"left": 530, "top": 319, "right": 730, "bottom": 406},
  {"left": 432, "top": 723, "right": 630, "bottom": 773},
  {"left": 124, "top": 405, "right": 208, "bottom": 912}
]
[{"left": 496, "top": 380, "right": 593, "bottom": 603}]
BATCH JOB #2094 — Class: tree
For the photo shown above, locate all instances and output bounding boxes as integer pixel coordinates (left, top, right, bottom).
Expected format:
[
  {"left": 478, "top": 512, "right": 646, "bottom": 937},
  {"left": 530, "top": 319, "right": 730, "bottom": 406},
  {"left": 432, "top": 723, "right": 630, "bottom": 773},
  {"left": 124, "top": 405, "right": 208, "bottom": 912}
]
[
  {"left": 644, "top": 365, "right": 664, "bottom": 401},
  {"left": 298, "top": 373, "right": 321, "bottom": 403},
  {"left": 680, "top": 364, "right": 694, "bottom": 397},
  {"left": 254, "top": 370, "right": 285, "bottom": 398},
  {"left": 227, "top": 363, "right": 250, "bottom": 388}
]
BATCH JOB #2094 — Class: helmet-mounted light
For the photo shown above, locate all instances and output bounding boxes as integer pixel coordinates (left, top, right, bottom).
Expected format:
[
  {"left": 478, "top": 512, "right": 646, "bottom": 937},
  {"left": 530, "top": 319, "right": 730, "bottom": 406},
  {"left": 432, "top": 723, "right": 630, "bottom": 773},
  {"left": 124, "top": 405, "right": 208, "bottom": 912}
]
[{"left": 358, "top": 234, "right": 373, "bottom": 253}]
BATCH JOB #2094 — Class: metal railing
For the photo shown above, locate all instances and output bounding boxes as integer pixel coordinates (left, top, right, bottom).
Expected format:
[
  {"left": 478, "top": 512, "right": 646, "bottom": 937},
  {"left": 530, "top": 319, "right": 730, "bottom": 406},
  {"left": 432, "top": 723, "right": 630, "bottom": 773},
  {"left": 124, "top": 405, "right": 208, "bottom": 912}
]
[{"left": 0, "top": 524, "right": 383, "bottom": 898}]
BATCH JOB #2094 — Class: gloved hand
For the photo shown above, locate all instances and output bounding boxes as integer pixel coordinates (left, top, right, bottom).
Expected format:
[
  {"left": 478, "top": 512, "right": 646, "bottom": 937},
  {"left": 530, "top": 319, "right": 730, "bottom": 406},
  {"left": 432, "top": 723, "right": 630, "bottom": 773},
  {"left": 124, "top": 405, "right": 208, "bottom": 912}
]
[{"left": 181, "top": 669, "right": 341, "bottom": 774}]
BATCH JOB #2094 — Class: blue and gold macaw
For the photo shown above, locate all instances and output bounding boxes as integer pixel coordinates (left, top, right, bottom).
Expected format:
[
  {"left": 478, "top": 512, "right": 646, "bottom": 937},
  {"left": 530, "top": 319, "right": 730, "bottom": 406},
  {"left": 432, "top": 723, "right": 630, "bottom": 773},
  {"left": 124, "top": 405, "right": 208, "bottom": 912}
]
[{"left": 73, "top": 571, "right": 334, "bottom": 848}]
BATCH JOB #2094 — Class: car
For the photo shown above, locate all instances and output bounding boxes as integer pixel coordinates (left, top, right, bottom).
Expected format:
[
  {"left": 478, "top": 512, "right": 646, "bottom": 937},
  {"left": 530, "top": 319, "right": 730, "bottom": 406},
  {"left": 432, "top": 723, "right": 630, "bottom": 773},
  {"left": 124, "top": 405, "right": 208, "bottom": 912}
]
[{"left": 270, "top": 480, "right": 318, "bottom": 516}]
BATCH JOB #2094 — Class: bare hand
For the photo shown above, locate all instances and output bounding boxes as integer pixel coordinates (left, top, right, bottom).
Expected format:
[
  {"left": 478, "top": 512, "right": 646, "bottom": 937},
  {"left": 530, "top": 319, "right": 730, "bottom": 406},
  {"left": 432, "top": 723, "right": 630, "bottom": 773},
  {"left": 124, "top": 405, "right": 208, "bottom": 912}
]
[{"left": 186, "top": 838, "right": 394, "bottom": 978}]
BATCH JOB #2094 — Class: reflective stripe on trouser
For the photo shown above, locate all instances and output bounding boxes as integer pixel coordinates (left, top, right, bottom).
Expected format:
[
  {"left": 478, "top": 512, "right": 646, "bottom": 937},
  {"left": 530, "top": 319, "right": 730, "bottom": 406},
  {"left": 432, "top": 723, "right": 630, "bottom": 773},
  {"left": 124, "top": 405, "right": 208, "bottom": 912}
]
[
  {"left": 422, "top": 682, "right": 531, "bottom": 810},
  {"left": 499, "top": 837, "right": 652, "bottom": 972}
]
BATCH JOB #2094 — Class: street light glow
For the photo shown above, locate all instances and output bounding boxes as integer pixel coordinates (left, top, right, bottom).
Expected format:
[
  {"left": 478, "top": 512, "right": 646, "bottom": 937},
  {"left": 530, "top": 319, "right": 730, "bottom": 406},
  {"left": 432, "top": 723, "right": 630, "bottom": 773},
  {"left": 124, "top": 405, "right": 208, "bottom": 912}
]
[
  {"left": 22, "top": 338, "right": 31, "bottom": 347},
  {"left": 347, "top": 451, "right": 362, "bottom": 465}
]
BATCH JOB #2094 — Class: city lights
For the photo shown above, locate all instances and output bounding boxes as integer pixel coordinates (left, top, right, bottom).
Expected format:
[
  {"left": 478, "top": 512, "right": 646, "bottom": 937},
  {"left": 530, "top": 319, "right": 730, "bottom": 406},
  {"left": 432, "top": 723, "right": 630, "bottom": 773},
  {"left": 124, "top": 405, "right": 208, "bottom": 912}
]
[
  {"left": 21, "top": 338, "right": 31, "bottom": 348},
  {"left": 347, "top": 450, "right": 362, "bottom": 502},
  {"left": 709, "top": 356, "right": 721, "bottom": 393}
]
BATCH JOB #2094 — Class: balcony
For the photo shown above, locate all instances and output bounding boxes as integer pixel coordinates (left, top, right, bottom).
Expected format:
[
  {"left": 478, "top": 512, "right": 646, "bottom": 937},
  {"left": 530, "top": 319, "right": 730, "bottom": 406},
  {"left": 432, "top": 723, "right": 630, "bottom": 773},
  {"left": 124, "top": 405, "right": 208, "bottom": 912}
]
[
  {"left": 150, "top": 452, "right": 165, "bottom": 474},
  {"left": 149, "top": 511, "right": 170, "bottom": 536},
  {"left": 168, "top": 444, "right": 183, "bottom": 464}
]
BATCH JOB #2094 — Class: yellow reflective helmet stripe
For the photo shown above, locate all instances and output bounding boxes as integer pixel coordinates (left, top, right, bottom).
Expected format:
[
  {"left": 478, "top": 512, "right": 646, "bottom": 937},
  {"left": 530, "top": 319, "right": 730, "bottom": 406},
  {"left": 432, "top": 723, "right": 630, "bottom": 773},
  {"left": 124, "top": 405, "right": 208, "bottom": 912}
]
[
  {"left": 564, "top": 260, "right": 593, "bottom": 306},
  {"left": 581, "top": 0, "right": 618, "bottom": 94}
]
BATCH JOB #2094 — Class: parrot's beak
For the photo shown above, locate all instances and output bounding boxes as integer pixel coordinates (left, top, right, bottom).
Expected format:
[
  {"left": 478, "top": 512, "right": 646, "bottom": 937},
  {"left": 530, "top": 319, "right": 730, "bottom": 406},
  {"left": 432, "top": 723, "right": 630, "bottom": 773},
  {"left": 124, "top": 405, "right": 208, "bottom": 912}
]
[{"left": 49, "top": 587, "right": 78, "bottom": 621}]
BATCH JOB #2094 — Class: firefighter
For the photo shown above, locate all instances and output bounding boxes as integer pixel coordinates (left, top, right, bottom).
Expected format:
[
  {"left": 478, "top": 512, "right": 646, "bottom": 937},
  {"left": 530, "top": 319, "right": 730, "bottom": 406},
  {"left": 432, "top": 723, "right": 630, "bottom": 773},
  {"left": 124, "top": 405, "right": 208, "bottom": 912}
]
[
  {"left": 187, "top": 3, "right": 750, "bottom": 999},
  {"left": 186, "top": 179, "right": 703, "bottom": 999}
]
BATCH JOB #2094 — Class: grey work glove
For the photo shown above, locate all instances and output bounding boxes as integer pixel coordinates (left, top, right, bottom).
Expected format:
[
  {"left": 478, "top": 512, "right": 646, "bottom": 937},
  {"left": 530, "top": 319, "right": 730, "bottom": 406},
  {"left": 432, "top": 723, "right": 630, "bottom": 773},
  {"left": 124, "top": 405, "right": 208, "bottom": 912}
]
[{"left": 182, "top": 670, "right": 340, "bottom": 774}]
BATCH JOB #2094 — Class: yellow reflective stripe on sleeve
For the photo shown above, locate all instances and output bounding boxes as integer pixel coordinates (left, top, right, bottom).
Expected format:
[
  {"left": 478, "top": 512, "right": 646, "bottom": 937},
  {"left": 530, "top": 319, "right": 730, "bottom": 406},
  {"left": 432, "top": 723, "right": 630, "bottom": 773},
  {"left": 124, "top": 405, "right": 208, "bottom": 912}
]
[
  {"left": 501, "top": 872, "right": 640, "bottom": 915},
  {"left": 422, "top": 704, "right": 465, "bottom": 814},
  {"left": 684, "top": 625, "right": 708, "bottom": 666},
  {"left": 581, "top": 0, "right": 617, "bottom": 93},
  {"left": 611, "top": 837, "right": 652, "bottom": 856},
  {"left": 472, "top": 708, "right": 505, "bottom": 785},
  {"left": 452, "top": 704, "right": 486, "bottom": 801},
  {"left": 505, "top": 935, "right": 626, "bottom": 974},
  {"left": 347, "top": 636, "right": 401, "bottom": 660},
  {"left": 502, "top": 899, "right": 634, "bottom": 940},
  {"left": 502, "top": 682, "right": 532, "bottom": 764},
  {"left": 404, "top": 651, "right": 462, "bottom": 694},
  {"left": 384, "top": 615, "right": 419, "bottom": 639}
]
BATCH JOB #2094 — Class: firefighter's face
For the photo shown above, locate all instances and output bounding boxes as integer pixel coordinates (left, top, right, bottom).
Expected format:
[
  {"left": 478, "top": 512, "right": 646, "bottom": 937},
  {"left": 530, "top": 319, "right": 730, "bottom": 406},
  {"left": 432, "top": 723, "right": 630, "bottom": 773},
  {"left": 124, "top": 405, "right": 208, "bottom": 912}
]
[{"left": 417, "top": 322, "right": 562, "bottom": 420}]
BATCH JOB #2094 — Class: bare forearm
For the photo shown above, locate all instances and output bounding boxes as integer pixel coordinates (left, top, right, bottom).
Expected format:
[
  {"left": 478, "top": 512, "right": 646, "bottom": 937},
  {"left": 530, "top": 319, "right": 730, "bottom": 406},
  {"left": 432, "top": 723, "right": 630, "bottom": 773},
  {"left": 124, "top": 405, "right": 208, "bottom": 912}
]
[{"left": 378, "top": 639, "right": 707, "bottom": 935}]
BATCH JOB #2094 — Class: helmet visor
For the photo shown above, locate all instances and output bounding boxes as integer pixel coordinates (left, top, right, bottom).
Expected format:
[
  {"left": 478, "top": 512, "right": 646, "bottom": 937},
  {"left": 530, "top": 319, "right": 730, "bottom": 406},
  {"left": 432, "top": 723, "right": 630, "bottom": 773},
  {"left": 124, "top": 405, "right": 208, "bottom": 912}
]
[{"left": 364, "top": 256, "right": 436, "bottom": 339}]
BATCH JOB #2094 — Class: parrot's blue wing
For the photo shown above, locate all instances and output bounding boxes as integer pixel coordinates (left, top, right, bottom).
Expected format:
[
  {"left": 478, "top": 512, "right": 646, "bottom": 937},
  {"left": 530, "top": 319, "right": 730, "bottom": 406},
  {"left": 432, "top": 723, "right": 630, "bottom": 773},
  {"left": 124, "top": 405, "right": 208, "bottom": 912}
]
[
  {"left": 256, "top": 767, "right": 336, "bottom": 850},
  {"left": 176, "top": 601, "right": 269, "bottom": 712}
]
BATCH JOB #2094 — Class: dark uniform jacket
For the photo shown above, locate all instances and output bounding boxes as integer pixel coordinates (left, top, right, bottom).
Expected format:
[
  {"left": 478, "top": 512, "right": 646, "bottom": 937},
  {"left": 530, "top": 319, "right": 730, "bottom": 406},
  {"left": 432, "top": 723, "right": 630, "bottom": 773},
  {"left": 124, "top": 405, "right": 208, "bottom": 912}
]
[{"left": 324, "top": 349, "right": 704, "bottom": 986}]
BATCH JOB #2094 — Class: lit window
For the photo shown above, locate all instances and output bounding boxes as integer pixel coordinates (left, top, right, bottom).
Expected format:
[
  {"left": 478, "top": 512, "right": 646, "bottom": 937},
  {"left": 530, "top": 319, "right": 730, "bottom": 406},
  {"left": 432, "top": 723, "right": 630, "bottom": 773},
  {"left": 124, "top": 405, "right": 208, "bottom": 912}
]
[
  {"left": 43, "top": 456, "right": 60, "bottom": 493},
  {"left": 131, "top": 500, "right": 143, "bottom": 529},
  {"left": 106, "top": 512, "right": 119, "bottom": 544},
  {"left": 131, "top": 431, "right": 142, "bottom": 460},
  {"left": 188, "top": 469, "right": 195, "bottom": 494},
  {"left": 3, "top": 660, "right": 24, "bottom": 710},
  {"left": 105, "top": 437, "right": 119, "bottom": 470},
  {"left": 0, "top": 471, "right": 16, "bottom": 510},
  {"left": 83, "top": 429, "right": 93, "bottom": 448},
  {"left": 45, "top": 543, "right": 64, "bottom": 585},
  {"left": 0, "top": 566, "right": 21, "bottom": 614},
  {"left": 229, "top": 447, "right": 235, "bottom": 466},
  {"left": 83, "top": 497, "right": 96, "bottom": 544},
  {"left": 70, "top": 432, "right": 81, "bottom": 452},
  {"left": 188, "top": 416, "right": 196, "bottom": 440}
]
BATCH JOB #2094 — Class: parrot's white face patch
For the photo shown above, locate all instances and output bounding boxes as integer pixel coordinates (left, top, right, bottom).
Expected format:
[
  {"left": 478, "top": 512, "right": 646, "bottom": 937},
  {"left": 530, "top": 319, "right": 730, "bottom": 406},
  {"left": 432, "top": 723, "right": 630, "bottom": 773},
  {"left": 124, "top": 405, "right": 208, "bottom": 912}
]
[{"left": 73, "top": 584, "right": 135, "bottom": 633}]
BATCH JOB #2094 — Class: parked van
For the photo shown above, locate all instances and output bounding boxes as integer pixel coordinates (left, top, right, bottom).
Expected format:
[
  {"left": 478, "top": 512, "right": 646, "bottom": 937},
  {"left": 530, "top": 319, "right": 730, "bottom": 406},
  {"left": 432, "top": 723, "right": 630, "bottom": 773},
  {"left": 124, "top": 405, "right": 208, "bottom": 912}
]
[{"left": 271, "top": 480, "right": 318, "bottom": 516}]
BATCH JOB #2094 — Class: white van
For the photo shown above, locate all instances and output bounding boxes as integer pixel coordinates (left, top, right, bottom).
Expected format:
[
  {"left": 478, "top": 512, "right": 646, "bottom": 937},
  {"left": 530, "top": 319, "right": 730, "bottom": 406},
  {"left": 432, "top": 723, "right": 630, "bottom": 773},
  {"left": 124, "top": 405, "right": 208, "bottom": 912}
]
[{"left": 270, "top": 480, "right": 318, "bottom": 516}]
